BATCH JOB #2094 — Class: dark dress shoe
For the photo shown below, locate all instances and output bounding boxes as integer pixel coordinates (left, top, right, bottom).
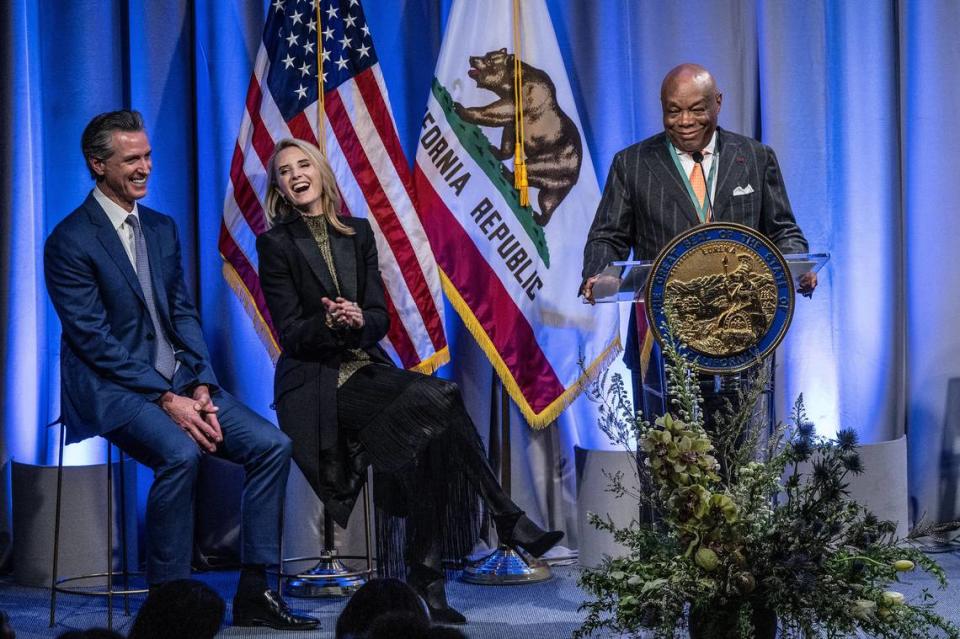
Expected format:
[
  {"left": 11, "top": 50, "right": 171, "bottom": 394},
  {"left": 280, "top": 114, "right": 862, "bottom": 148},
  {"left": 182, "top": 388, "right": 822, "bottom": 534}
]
[
  {"left": 232, "top": 588, "right": 319, "bottom": 630},
  {"left": 408, "top": 564, "right": 467, "bottom": 625},
  {"left": 494, "top": 512, "right": 564, "bottom": 558}
]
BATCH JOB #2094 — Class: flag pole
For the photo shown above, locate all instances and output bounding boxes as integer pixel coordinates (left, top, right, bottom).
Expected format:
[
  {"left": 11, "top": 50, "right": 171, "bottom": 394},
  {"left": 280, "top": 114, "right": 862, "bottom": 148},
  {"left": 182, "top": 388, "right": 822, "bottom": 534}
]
[
  {"left": 315, "top": 0, "right": 327, "bottom": 157},
  {"left": 512, "top": 0, "right": 529, "bottom": 207},
  {"left": 462, "top": 370, "right": 551, "bottom": 585}
]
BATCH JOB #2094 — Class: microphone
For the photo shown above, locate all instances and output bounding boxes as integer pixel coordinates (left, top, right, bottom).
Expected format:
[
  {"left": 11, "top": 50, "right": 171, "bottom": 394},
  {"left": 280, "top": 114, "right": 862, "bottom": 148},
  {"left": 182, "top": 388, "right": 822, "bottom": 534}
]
[{"left": 691, "top": 150, "right": 713, "bottom": 223}]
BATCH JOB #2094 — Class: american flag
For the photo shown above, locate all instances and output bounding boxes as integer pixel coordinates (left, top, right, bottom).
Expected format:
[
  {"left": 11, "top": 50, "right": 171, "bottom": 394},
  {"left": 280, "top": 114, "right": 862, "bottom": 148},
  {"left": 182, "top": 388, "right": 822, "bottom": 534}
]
[{"left": 220, "top": 0, "right": 448, "bottom": 372}]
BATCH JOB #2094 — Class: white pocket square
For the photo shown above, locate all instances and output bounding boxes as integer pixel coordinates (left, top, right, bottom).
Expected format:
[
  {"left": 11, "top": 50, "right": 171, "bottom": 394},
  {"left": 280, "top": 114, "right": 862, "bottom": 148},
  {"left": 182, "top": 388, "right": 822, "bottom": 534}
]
[{"left": 732, "top": 184, "right": 754, "bottom": 196}]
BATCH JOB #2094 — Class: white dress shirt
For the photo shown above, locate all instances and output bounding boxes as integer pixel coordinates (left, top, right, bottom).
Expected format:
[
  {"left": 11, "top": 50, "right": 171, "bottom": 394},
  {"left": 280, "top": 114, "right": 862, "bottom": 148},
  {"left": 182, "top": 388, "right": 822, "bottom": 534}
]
[{"left": 92, "top": 185, "right": 140, "bottom": 270}]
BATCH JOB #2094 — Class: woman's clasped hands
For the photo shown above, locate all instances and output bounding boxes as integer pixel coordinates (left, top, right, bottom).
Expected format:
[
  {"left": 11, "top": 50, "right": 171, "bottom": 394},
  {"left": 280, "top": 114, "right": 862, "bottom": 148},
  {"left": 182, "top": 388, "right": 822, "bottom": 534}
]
[{"left": 322, "top": 296, "right": 365, "bottom": 329}]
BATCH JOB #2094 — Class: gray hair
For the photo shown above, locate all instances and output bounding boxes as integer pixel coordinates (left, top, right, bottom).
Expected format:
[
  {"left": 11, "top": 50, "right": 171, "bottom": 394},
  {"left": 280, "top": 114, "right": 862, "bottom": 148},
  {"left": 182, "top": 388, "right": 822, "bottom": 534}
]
[{"left": 81, "top": 110, "right": 145, "bottom": 180}]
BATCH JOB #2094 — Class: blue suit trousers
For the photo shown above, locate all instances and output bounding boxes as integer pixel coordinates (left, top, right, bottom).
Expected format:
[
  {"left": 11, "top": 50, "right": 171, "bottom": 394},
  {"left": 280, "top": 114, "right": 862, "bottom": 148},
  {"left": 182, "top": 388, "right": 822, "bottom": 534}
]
[{"left": 106, "top": 389, "right": 291, "bottom": 585}]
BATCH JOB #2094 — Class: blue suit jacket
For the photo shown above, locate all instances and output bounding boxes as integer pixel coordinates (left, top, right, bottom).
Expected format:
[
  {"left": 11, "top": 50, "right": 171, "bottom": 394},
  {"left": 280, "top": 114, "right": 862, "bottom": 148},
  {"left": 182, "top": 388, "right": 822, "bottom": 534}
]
[{"left": 44, "top": 193, "right": 218, "bottom": 443}]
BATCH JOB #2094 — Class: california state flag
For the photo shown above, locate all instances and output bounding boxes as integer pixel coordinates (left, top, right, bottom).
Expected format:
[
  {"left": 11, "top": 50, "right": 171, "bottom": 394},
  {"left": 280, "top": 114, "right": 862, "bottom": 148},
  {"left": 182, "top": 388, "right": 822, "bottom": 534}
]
[{"left": 414, "top": 0, "right": 620, "bottom": 427}]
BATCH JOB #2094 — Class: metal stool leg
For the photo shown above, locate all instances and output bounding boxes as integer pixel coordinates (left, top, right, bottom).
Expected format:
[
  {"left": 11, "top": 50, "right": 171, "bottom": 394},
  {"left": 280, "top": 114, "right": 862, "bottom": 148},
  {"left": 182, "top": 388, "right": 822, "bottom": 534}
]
[
  {"left": 283, "top": 481, "right": 376, "bottom": 598},
  {"left": 106, "top": 445, "right": 113, "bottom": 630},
  {"left": 48, "top": 432, "right": 147, "bottom": 629},
  {"left": 118, "top": 449, "right": 130, "bottom": 615},
  {"left": 49, "top": 424, "right": 66, "bottom": 627},
  {"left": 277, "top": 496, "right": 285, "bottom": 598},
  {"left": 362, "top": 483, "right": 373, "bottom": 578}
]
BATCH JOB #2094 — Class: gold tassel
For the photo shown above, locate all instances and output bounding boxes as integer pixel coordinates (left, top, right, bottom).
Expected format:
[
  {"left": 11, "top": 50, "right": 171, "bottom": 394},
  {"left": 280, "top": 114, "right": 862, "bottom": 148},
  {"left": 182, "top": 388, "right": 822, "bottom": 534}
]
[{"left": 514, "top": 147, "right": 529, "bottom": 206}]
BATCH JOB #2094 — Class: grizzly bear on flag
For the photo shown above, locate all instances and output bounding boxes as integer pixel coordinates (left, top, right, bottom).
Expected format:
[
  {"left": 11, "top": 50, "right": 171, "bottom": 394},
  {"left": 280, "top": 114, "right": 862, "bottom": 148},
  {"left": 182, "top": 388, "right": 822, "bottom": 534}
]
[{"left": 454, "top": 48, "right": 582, "bottom": 227}]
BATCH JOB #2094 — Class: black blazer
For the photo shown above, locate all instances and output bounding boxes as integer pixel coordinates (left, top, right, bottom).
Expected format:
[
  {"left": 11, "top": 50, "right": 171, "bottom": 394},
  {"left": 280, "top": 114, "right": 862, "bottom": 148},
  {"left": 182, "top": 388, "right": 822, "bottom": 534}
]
[
  {"left": 581, "top": 128, "right": 809, "bottom": 369},
  {"left": 256, "top": 214, "right": 393, "bottom": 525}
]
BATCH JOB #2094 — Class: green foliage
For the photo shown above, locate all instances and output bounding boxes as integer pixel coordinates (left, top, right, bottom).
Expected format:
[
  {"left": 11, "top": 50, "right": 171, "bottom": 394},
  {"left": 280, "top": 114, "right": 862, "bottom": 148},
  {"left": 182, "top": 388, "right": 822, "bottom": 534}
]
[{"left": 576, "top": 324, "right": 958, "bottom": 639}]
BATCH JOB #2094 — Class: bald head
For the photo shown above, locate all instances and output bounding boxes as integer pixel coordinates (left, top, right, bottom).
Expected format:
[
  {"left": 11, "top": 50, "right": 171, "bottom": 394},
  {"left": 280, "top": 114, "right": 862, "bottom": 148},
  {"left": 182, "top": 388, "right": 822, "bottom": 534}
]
[
  {"left": 660, "top": 64, "right": 717, "bottom": 101},
  {"left": 660, "top": 63, "right": 722, "bottom": 153}
]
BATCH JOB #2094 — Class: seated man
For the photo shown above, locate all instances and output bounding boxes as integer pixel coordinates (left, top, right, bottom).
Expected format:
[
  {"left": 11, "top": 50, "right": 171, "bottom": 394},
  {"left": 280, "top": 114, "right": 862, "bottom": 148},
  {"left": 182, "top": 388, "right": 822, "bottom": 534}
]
[{"left": 43, "top": 110, "right": 315, "bottom": 631}]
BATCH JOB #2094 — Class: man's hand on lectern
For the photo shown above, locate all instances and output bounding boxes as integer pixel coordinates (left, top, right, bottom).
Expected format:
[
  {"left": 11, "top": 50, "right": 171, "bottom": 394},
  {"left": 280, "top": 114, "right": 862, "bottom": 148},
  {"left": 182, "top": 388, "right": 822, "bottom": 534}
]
[
  {"left": 798, "top": 271, "right": 818, "bottom": 298},
  {"left": 581, "top": 275, "right": 600, "bottom": 304},
  {"left": 581, "top": 273, "right": 621, "bottom": 305}
]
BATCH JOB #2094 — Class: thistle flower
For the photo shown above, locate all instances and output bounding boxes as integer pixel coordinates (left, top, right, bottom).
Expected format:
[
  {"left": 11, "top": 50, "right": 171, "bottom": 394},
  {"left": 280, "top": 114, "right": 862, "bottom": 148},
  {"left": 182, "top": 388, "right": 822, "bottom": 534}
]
[
  {"left": 791, "top": 439, "right": 813, "bottom": 460},
  {"left": 812, "top": 459, "right": 834, "bottom": 485},
  {"left": 836, "top": 428, "right": 859, "bottom": 451},
  {"left": 842, "top": 452, "right": 864, "bottom": 474},
  {"left": 797, "top": 421, "right": 816, "bottom": 439}
]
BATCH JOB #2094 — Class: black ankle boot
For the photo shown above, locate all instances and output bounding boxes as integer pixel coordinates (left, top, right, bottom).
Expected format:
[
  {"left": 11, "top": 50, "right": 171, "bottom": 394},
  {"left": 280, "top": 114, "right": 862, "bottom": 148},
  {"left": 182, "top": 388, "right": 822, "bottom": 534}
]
[
  {"left": 443, "top": 402, "right": 564, "bottom": 559},
  {"left": 408, "top": 563, "right": 467, "bottom": 625},
  {"left": 493, "top": 512, "right": 564, "bottom": 558}
]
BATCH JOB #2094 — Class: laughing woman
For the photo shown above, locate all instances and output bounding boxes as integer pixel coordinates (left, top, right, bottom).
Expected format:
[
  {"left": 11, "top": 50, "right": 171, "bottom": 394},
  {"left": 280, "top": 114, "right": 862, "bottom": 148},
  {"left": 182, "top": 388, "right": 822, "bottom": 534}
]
[{"left": 255, "top": 138, "right": 563, "bottom": 623}]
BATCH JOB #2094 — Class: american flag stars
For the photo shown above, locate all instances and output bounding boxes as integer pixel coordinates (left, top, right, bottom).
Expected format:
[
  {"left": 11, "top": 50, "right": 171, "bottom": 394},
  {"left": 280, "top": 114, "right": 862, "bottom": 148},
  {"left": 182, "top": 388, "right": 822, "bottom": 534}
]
[{"left": 264, "top": 0, "right": 379, "bottom": 118}]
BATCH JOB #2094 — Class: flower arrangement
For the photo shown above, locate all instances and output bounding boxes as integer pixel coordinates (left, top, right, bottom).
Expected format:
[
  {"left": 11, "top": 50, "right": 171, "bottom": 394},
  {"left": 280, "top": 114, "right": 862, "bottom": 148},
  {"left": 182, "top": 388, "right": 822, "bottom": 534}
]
[{"left": 576, "top": 326, "right": 958, "bottom": 639}]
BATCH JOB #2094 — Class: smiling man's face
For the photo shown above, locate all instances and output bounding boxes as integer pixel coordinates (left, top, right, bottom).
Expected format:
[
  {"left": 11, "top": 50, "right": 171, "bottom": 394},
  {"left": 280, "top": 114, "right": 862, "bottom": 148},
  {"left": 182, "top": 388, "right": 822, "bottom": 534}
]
[
  {"left": 90, "top": 130, "right": 152, "bottom": 212},
  {"left": 661, "top": 69, "right": 722, "bottom": 154}
]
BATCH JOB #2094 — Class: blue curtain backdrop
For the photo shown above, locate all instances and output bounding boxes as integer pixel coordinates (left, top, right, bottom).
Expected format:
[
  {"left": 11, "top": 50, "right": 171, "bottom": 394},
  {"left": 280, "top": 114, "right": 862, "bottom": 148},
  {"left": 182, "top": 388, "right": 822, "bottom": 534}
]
[{"left": 2, "top": 0, "right": 959, "bottom": 567}]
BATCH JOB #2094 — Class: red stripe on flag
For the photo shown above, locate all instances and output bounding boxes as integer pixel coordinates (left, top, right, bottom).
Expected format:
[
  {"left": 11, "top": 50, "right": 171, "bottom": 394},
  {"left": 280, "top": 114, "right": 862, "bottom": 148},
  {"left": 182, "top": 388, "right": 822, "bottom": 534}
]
[
  {"left": 287, "top": 111, "right": 320, "bottom": 147},
  {"left": 381, "top": 284, "right": 420, "bottom": 367},
  {"left": 229, "top": 144, "right": 267, "bottom": 235},
  {"left": 245, "top": 79, "right": 276, "bottom": 166},
  {"left": 414, "top": 166, "right": 564, "bottom": 412},
  {"left": 353, "top": 69, "right": 419, "bottom": 210},
  {"left": 218, "top": 223, "right": 278, "bottom": 343},
  {"left": 325, "top": 90, "right": 446, "bottom": 351}
]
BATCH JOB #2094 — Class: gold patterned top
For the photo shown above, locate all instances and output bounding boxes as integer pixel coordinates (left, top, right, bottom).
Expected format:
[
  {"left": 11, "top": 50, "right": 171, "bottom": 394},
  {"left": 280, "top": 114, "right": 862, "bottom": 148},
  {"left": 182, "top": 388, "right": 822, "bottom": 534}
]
[{"left": 302, "top": 214, "right": 371, "bottom": 387}]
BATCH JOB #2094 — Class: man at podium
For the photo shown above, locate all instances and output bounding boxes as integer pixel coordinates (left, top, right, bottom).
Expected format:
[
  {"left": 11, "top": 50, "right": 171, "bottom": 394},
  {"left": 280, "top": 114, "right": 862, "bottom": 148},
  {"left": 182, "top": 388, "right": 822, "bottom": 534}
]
[{"left": 580, "top": 63, "right": 817, "bottom": 411}]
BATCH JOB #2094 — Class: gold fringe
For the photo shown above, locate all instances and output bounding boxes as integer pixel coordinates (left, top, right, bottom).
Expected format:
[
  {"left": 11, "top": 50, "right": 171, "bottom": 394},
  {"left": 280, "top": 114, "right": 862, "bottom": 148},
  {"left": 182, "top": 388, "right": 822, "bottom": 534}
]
[
  {"left": 221, "top": 258, "right": 281, "bottom": 364},
  {"left": 439, "top": 270, "right": 622, "bottom": 429},
  {"left": 639, "top": 327, "right": 654, "bottom": 381},
  {"left": 410, "top": 345, "right": 450, "bottom": 375}
]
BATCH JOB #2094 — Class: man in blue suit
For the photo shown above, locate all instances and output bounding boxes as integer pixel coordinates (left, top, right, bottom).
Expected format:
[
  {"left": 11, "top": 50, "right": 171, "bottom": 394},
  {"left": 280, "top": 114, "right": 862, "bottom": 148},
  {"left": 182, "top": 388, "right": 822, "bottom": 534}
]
[{"left": 44, "top": 110, "right": 317, "bottom": 631}]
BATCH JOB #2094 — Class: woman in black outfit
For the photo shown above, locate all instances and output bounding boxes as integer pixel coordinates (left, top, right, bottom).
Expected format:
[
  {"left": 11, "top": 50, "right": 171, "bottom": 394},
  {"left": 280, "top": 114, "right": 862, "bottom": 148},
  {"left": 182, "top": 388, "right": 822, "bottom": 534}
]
[{"left": 255, "top": 138, "right": 563, "bottom": 623}]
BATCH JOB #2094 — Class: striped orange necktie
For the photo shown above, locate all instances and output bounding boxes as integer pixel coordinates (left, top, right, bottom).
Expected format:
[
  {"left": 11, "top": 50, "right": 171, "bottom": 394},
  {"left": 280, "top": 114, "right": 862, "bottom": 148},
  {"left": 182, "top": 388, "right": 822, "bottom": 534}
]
[{"left": 690, "top": 161, "right": 707, "bottom": 208}]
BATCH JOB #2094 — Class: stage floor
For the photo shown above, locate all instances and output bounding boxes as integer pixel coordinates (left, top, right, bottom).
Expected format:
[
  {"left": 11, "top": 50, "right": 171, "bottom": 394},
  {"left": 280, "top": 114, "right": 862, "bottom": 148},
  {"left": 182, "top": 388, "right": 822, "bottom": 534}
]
[{"left": 2, "top": 554, "right": 959, "bottom": 638}]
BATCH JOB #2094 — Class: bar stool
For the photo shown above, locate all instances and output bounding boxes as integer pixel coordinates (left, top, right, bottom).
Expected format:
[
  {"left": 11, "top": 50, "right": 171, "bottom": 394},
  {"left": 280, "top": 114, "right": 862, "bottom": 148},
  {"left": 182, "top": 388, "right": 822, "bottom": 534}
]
[
  {"left": 49, "top": 422, "right": 147, "bottom": 630},
  {"left": 278, "top": 482, "right": 376, "bottom": 598}
]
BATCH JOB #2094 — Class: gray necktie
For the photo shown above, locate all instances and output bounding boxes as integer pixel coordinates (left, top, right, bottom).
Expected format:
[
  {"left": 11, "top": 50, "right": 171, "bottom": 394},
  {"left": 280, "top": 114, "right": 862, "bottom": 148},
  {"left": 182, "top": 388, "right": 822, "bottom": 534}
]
[{"left": 126, "top": 214, "right": 176, "bottom": 380}]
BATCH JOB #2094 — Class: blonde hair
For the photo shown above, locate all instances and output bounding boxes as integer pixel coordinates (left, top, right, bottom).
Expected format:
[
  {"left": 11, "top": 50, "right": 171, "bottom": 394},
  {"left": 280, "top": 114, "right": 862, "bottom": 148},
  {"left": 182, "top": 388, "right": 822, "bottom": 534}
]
[{"left": 264, "top": 138, "right": 354, "bottom": 235}]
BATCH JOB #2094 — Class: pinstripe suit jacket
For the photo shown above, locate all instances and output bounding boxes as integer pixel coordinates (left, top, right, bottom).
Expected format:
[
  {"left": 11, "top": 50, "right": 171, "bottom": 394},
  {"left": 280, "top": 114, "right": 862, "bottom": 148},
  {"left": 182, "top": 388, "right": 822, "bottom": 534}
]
[{"left": 582, "top": 128, "right": 808, "bottom": 369}]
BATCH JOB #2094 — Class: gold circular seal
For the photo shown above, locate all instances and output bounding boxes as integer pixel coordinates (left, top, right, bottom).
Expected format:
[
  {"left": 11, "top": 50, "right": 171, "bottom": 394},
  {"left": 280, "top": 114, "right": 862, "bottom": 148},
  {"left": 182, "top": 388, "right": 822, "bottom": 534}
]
[{"left": 645, "top": 223, "right": 795, "bottom": 373}]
